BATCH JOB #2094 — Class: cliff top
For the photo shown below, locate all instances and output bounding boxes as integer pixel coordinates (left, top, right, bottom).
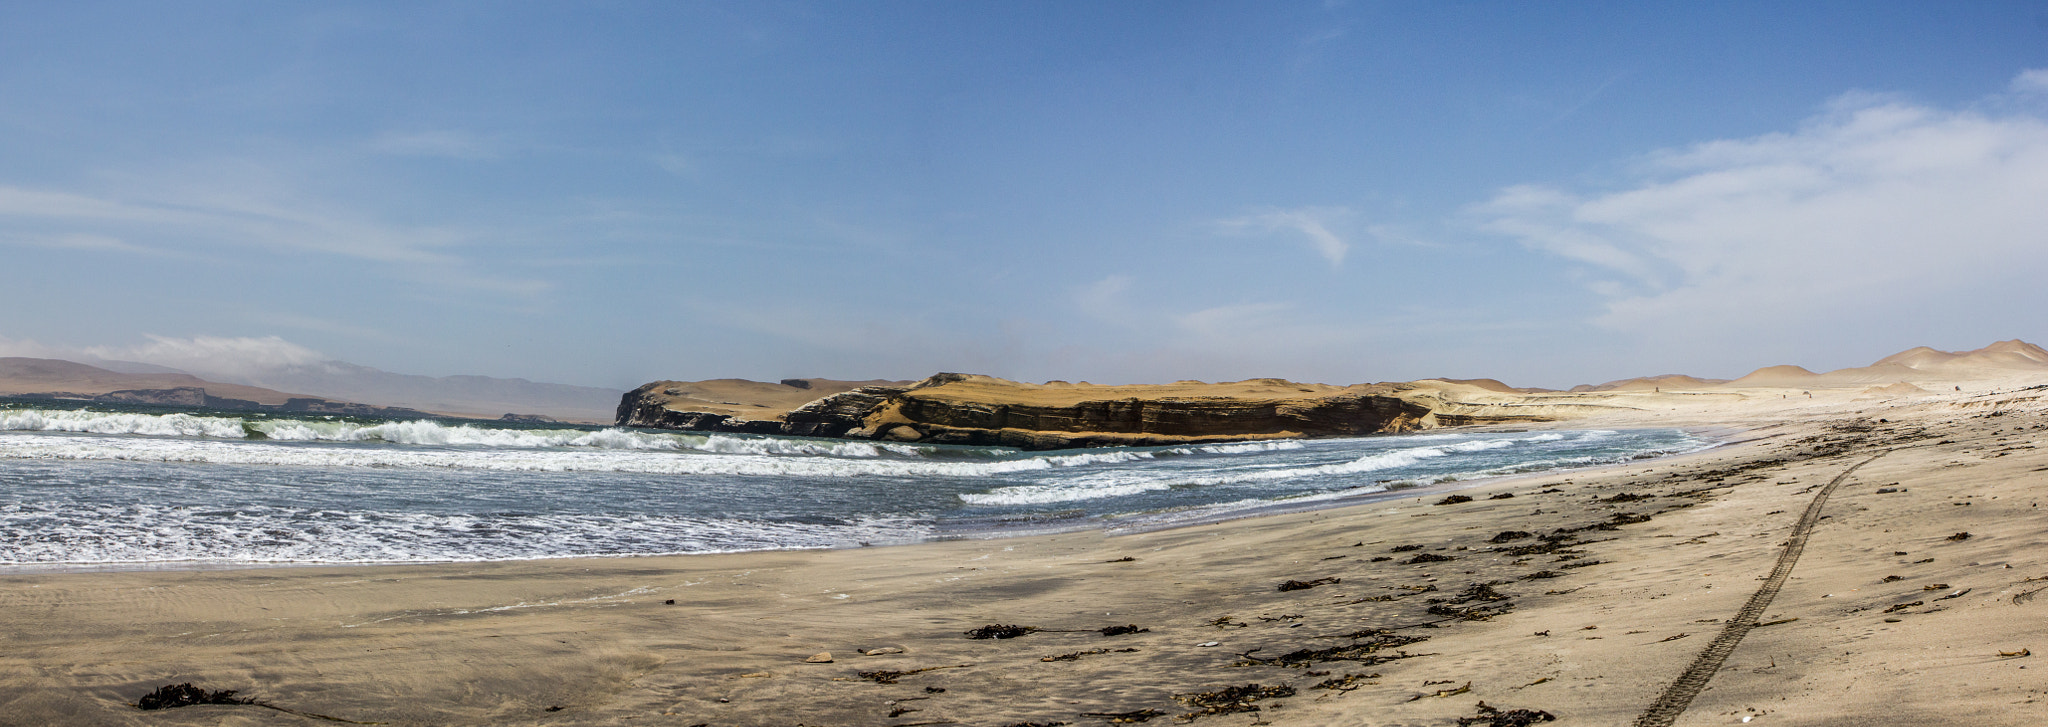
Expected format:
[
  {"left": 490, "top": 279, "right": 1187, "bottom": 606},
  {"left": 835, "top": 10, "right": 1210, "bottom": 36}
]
[{"left": 900, "top": 373, "right": 1403, "bottom": 407}]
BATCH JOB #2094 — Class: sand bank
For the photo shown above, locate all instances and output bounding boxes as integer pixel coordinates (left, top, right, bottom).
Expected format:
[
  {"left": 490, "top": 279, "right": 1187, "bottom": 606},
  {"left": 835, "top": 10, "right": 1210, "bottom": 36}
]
[{"left": 4, "top": 385, "right": 2046, "bottom": 725}]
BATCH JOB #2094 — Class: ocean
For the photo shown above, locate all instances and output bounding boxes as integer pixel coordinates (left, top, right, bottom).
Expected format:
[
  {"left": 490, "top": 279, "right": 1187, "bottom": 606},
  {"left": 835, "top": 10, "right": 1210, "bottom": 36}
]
[{"left": 0, "top": 399, "right": 1712, "bottom": 569}]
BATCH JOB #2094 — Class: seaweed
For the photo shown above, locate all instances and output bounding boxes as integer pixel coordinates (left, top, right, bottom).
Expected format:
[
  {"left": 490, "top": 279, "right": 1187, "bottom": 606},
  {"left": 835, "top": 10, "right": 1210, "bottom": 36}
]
[
  {"left": 1408, "top": 681, "right": 1470, "bottom": 700},
  {"left": 1488, "top": 492, "right": 1516, "bottom": 500},
  {"left": 1498, "top": 535, "right": 1582, "bottom": 557},
  {"left": 1173, "top": 684, "right": 1295, "bottom": 720},
  {"left": 1436, "top": 494, "right": 1475, "bottom": 505},
  {"left": 137, "top": 684, "right": 253, "bottom": 710},
  {"left": 1488, "top": 531, "right": 1534, "bottom": 543},
  {"left": 1403, "top": 553, "right": 1457, "bottom": 565},
  {"left": 133, "top": 683, "right": 383, "bottom": 724},
  {"left": 1434, "top": 583, "right": 1510, "bottom": 604},
  {"left": 1427, "top": 600, "right": 1514, "bottom": 621},
  {"left": 1099, "top": 624, "right": 1149, "bottom": 636},
  {"left": 1042, "top": 648, "right": 1139, "bottom": 662},
  {"left": 1390, "top": 544, "right": 1424, "bottom": 552},
  {"left": 1255, "top": 634, "right": 1431, "bottom": 667},
  {"left": 1311, "top": 672, "right": 1380, "bottom": 691},
  {"left": 1455, "top": 701, "right": 1557, "bottom": 727},
  {"left": 1079, "top": 708, "right": 1164, "bottom": 723},
  {"left": 965, "top": 624, "right": 1038, "bottom": 639},
  {"left": 1947, "top": 532, "right": 1973, "bottom": 541},
  {"left": 856, "top": 664, "right": 972, "bottom": 684},
  {"left": 1277, "top": 577, "right": 1340, "bottom": 592}
]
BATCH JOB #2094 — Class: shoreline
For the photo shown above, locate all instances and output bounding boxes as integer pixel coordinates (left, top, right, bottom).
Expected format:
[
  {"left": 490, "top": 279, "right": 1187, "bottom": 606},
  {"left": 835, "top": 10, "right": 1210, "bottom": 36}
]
[
  {"left": 5, "top": 388, "right": 2046, "bottom": 725},
  {"left": 1, "top": 425, "right": 1721, "bottom": 577}
]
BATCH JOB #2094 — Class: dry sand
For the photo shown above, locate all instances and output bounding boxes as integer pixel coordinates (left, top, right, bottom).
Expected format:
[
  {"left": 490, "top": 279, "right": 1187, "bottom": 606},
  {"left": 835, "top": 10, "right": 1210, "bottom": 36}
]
[{"left": 4, "top": 383, "right": 2047, "bottom": 726}]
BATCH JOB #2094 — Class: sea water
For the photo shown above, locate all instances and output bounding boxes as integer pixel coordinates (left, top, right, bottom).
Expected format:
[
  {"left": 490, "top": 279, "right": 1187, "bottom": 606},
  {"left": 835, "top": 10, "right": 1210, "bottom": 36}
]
[{"left": 0, "top": 399, "right": 1711, "bottom": 568}]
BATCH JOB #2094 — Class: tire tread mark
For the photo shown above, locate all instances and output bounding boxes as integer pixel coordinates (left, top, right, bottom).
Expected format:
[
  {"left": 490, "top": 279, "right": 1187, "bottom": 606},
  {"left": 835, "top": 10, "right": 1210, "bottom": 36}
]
[{"left": 1633, "top": 451, "right": 1890, "bottom": 727}]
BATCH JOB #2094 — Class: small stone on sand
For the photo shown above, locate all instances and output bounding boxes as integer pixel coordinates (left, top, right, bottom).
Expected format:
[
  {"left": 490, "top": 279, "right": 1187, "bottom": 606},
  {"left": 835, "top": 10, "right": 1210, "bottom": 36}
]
[{"left": 805, "top": 652, "right": 834, "bottom": 663}]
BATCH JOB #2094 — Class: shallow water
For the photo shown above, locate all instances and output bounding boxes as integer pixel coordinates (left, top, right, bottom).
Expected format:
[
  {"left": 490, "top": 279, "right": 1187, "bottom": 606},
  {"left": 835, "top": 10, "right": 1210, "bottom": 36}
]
[{"left": 0, "top": 399, "right": 1710, "bottom": 567}]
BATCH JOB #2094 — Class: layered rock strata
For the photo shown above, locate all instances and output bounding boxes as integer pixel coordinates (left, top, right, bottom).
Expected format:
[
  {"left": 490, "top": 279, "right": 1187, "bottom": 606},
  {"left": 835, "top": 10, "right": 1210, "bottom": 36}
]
[{"left": 616, "top": 373, "right": 1453, "bottom": 450}]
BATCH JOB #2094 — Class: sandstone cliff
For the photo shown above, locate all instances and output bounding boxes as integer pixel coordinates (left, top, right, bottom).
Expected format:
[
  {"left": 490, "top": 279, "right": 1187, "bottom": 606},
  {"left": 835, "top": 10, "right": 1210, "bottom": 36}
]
[{"left": 615, "top": 373, "right": 1469, "bottom": 450}]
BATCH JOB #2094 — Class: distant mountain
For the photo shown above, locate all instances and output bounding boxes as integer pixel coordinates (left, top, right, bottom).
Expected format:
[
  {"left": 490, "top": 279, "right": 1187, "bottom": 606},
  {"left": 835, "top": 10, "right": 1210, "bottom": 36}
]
[
  {"left": 1570, "top": 374, "right": 1731, "bottom": 393},
  {"left": 203, "top": 361, "right": 622, "bottom": 423},
  {"left": 1567, "top": 340, "right": 2048, "bottom": 391},
  {"left": 74, "top": 358, "right": 193, "bottom": 375},
  {"left": 0, "top": 357, "right": 433, "bottom": 418},
  {"left": 1730, "top": 339, "right": 2048, "bottom": 388},
  {"left": 0, "top": 357, "right": 310, "bottom": 405}
]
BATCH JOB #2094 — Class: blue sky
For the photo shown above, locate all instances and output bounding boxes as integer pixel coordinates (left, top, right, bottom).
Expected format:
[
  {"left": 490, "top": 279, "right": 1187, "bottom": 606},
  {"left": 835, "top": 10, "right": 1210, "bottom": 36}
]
[{"left": 4, "top": 1, "right": 2047, "bottom": 389}]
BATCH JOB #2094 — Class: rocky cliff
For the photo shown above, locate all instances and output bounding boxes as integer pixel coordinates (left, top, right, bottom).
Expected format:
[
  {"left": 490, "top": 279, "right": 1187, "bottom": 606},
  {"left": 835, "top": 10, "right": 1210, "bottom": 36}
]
[{"left": 615, "top": 373, "right": 1455, "bottom": 450}]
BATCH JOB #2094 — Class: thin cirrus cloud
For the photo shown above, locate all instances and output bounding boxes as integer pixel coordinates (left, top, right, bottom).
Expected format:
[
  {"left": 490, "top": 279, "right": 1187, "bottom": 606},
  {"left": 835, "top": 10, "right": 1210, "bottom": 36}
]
[
  {"left": 0, "top": 178, "right": 552, "bottom": 296},
  {"left": 1474, "top": 69, "right": 2048, "bottom": 336},
  {"left": 0, "top": 183, "right": 457, "bottom": 265},
  {"left": 82, "top": 335, "right": 337, "bottom": 379},
  {"left": 1212, "top": 206, "right": 1352, "bottom": 267}
]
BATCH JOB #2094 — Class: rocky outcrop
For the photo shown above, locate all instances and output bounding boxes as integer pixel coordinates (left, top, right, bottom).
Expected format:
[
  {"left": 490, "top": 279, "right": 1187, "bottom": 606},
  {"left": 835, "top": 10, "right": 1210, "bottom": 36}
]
[{"left": 615, "top": 373, "right": 1442, "bottom": 450}]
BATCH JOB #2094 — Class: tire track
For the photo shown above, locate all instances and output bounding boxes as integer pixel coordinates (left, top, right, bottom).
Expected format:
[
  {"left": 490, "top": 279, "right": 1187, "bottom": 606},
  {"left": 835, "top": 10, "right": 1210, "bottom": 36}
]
[{"left": 1632, "top": 450, "right": 1890, "bottom": 727}]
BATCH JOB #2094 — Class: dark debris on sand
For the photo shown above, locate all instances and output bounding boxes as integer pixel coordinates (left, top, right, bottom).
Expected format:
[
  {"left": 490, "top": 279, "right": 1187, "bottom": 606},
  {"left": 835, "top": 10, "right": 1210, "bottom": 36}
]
[
  {"left": 136, "top": 684, "right": 254, "bottom": 710},
  {"left": 966, "top": 624, "right": 1039, "bottom": 639},
  {"left": 1277, "top": 577, "right": 1341, "bottom": 592},
  {"left": 1173, "top": 683, "right": 1295, "bottom": 721},
  {"left": 1455, "top": 701, "right": 1557, "bottom": 726}
]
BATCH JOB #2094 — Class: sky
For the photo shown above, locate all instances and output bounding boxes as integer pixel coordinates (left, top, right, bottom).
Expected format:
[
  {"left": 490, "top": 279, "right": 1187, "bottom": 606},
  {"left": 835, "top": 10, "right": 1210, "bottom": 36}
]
[{"left": 4, "top": 1, "right": 2048, "bottom": 390}]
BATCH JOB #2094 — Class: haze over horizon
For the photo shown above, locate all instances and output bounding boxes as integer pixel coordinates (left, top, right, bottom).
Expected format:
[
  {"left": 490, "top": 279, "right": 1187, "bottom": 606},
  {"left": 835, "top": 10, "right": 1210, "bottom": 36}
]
[{"left": 6, "top": 2, "right": 2047, "bottom": 391}]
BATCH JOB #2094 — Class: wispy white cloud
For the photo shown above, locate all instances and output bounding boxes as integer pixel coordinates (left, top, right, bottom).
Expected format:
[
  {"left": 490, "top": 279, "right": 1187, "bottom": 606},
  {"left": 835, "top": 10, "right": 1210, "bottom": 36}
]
[
  {"left": 83, "top": 335, "right": 336, "bottom": 380},
  {"left": 1475, "top": 69, "right": 2048, "bottom": 337},
  {"left": 0, "top": 334, "right": 69, "bottom": 360},
  {"left": 0, "top": 182, "right": 455, "bottom": 264},
  {"left": 0, "top": 231, "right": 161, "bottom": 255},
  {"left": 1213, "top": 206, "right": 1352, "bottom": 267},
  {"left": 2, "top": 332, "right": 340, "bottom": 380},
  {"left": 2012, "top": 69, "right": 2048, "bottom": 97},
  {"left": 1074, "top": 274, "right": 1134, "bottom": 323},
  {"left": 0, "top": 170, "right": 553, "bottom": 296}
]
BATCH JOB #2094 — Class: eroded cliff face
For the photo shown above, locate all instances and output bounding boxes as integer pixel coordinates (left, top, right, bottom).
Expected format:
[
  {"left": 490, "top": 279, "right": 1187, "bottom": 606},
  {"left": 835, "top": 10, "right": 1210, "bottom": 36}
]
[{"left": 614, "top": 373, "right": 1442, "bottom": 450}]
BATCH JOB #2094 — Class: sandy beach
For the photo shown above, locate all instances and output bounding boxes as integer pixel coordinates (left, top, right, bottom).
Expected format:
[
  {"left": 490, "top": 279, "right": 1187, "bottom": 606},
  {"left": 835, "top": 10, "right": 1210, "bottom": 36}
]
[{"left": 4, "top": 383, "right": 2045, "bottom": 726}]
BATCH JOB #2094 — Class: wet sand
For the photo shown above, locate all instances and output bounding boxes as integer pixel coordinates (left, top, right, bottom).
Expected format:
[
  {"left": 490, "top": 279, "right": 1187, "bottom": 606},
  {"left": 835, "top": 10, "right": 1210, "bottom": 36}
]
[{"left": 3, "top": 385, "right": 2046, "bottom": 725}]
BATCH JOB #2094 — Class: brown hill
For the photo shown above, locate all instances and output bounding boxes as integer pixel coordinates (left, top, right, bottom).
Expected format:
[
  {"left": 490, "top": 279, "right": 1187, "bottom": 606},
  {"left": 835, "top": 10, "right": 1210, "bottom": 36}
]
[
  {"left": 1728, "top": 340, "right": 2048, "bottom": 388},
  {"left": 0, "top": 357, "right": 438, "bottom": 418},
  {"left": 0, "top": 357, "right": 310, "bottom": 405}
]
